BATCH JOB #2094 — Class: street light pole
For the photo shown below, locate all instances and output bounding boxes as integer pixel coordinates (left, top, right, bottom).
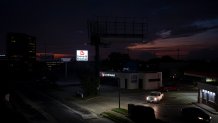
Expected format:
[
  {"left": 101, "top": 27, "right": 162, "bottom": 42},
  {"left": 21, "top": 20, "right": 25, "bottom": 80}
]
[
  {"left": 118, "top": 78, "right": 120, "bottom": 109},
  {"left": 65, "top": 62, "right": 68, "bottom": 80}
]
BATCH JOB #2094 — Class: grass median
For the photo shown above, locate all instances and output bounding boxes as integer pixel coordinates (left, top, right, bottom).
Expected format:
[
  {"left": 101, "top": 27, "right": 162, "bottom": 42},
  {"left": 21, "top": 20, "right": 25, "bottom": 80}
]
[{"left": 101, "top": 108, "right": 132, "bottom": 123}]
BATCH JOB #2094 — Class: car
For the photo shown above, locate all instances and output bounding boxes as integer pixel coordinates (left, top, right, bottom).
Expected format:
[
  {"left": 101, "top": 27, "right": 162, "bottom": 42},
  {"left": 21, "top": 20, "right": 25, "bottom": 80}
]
[
  {"left": 181, "top": 107, "right": 212, "bottom": 123},
  {"left": 146, "top": 91, "right": 164, "bottom": 103}
]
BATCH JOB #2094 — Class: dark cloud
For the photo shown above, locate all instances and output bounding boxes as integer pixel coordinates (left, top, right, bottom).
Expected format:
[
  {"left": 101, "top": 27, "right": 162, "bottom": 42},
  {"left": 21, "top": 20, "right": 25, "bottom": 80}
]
[
  {"left": 0, "top": 0, "right": 218, "bottom": 60},
  {"left": 147, "top": 0, "right": 218, "bottom": 41},
  {"left": 163, "top": 24, "right": 218, "bottom": 39}
]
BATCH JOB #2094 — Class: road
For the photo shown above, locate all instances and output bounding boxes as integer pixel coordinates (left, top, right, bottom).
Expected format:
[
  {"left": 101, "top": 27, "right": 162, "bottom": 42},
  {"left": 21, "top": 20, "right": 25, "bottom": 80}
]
[
  {"left": 17, "top": 87, "right": 90, "bottom": 123},
  {"left": 0, "top": 104, "right": 28, "bottom": 123}
]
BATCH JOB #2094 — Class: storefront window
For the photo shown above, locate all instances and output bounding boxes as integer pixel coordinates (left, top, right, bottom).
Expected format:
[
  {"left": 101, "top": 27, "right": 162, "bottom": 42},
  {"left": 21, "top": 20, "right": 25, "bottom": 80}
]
[
  {"left": 202, "top": 89, "right": 207, "bottom": 100},
  {"left": 202, "top": 89, "right": 215, "bottom": 102},
  {"left": 208, "top": 92, "right": 215, "bottom": 102},
  {"left": 131, "top": 75, "right": 137, "bottom": 83}
]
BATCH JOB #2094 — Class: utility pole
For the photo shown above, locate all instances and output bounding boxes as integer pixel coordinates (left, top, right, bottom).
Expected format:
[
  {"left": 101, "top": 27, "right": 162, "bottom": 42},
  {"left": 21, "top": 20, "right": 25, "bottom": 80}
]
[
  {"left": 94, "top": 36, "right": 100, "bottom": 92},
  {"left": 118, "top": 78, "right": 121, "bottom": 109},
  {"left": 177, "top": 48, "right": 180, "bottom": 60}
]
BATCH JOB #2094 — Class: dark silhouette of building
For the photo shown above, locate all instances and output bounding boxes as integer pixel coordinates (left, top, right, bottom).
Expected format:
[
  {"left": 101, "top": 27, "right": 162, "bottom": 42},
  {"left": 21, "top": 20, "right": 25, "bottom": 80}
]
[
  {"left": 6, "top": 32, "right": 36, "bottom": 81},
  {"left": 6, "top": 32, "right": 36, "bottom": 62}
]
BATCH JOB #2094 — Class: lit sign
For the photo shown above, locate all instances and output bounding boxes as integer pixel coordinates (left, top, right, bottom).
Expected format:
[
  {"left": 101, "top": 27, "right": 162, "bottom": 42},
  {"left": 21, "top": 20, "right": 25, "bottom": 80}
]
[
  {"left": 61, "top": 58, "right": 71, "bottom": 62},
  {"left": 100, "top": 72, "right": 116, "bottom": 77},
  {"left": 206, "top": 78, "right": 216, "bottom": 82},
  {"left": 76, "top": 50, "right": 88, "bottom": 61}
]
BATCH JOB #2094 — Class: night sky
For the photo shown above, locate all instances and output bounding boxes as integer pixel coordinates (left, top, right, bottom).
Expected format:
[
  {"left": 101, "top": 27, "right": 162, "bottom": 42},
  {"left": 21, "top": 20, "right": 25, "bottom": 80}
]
[{"left": 1, "top": 0, "right": 218, "bottom": 60}]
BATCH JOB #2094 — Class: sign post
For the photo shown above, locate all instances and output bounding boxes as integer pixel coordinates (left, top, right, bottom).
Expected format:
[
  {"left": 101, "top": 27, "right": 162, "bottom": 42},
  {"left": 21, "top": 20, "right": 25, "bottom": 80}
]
[{"left": 61, "top": 58, "right": 71, "bottom": 80}]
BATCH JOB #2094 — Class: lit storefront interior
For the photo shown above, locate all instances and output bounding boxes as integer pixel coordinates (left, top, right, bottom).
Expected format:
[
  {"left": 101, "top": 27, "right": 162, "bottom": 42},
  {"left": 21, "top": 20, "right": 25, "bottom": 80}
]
[
  {"left": 198, "top": 82, "right": 218, "bottom": 111},
  {"left": 185, "top": 72, "right": 218, "bottom": 111}
]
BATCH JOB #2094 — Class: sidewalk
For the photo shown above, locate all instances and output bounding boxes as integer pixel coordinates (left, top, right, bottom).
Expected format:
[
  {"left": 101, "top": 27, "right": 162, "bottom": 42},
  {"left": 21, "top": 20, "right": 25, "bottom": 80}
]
[
  {"left": 48, "top": 92, "right": 115, "bottom": 123},
  {"left": 41, "top": 86, "right": 115, "bottom": 123},
  {"left": 193, "top": 102, "right": 218, "bottom": 115}
]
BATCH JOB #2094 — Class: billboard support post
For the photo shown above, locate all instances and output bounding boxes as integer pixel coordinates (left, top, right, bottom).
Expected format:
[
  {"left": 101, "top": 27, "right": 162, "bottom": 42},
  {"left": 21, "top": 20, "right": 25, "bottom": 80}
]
[{"left": 88, "top": 16, "right": 147, "bottom": 95}]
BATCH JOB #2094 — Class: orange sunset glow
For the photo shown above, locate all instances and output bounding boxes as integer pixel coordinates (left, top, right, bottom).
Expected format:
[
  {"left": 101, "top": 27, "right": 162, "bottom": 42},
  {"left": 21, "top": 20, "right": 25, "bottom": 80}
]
[
  {"left": 36, "top": 53, "right": 73, "bottom": 59},
  {"left": 127, "top": 29, "right": 218, "bottom": 59}
]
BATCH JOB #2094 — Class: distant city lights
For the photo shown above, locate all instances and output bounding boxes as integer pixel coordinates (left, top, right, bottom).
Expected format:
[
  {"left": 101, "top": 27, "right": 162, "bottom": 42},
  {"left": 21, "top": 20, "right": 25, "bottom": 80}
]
[{"left": 0, "top": 54, "right": 6, "bottom": 57}]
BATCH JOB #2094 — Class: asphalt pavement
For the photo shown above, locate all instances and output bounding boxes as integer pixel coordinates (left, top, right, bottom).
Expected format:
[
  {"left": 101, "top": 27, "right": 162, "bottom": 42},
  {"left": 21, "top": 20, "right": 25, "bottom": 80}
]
[
  {"left": 14, "top": 85, "right": 115, "bottom": 123},
  {"left": 8, "top": 81, "right": 218, "bottom": 123},
  {"left": 46, "top": 82, "right": 218, "bottom": 123}
]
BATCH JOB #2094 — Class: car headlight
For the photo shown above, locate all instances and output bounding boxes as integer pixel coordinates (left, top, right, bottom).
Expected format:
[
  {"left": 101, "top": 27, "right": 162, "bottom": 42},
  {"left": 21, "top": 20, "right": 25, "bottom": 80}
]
[
  {"left": 198, "top": 117, "right": 203, "bottom": 120},
  {"left": 154, "top": 97, "right": 157, "bottom": 101},
  {"left": 146, "top": 97, "right": 149, "bottom": 100}
]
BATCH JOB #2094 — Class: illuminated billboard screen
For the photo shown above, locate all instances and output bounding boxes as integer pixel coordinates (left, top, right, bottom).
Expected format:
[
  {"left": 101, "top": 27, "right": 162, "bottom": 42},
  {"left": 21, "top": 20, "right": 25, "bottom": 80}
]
[{"left": 76, "top": 50, "right": 88, "bottom": 61}]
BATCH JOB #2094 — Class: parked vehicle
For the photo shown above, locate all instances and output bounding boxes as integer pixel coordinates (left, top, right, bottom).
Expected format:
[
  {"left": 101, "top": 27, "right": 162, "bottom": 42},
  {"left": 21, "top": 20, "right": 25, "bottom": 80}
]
[
  {"left": 75, "top": 88, "right": 85, "bottom": 98},
  {"left": 181, "top": 107, "right": 212, "bottom": 123},
  {"left": 146, "top": 91, "right": 164, "bottom": 103}
]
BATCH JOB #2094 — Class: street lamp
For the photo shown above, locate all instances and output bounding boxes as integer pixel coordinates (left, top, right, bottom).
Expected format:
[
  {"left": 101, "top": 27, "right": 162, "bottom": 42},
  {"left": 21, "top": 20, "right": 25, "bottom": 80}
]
[{"left": 118, "top": 78, "right": 121, "bottom": 109}]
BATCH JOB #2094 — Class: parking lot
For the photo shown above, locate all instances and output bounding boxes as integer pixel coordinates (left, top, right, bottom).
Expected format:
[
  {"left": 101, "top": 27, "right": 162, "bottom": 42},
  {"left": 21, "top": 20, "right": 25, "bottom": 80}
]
[
  {"left": 45, "top": 83, "right": 218, "bottom": 123},
  {"left": 63, "top": 85, "right": 216, "bottom": 123}
]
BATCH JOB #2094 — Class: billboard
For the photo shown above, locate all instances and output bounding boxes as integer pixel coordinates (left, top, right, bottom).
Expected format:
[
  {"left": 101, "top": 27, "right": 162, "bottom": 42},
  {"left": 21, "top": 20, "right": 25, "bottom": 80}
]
[{"left": 76, "top": 50, "right": 88, "bottom": 61}]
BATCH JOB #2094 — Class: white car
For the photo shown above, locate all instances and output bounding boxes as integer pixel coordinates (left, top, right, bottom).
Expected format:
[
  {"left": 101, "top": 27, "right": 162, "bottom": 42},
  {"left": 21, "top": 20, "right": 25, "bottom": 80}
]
[{"left": 146, "top": 91, "right": 164, "bottom": 103}]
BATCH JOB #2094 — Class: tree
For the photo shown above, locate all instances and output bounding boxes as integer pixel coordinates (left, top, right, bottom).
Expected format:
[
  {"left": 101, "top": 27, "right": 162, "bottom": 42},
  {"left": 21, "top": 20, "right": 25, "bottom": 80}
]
[
  {"left": 161, "top": 55, "right": 175, "bottom": 62},
  {"left": 77, "top": 63, "right": 99, "bottom": 97},
  {"left": 108, "top": 52, "right": 130, "bottom": 71}
]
